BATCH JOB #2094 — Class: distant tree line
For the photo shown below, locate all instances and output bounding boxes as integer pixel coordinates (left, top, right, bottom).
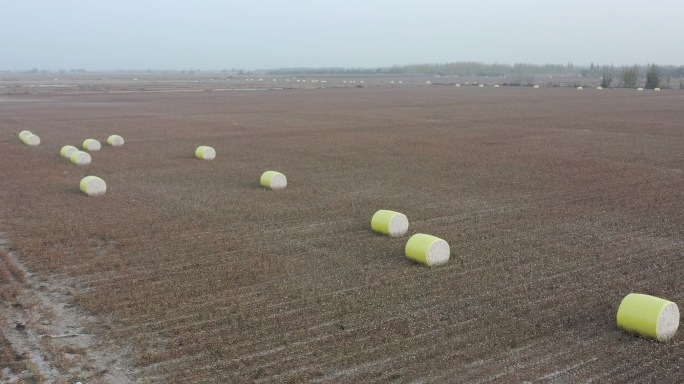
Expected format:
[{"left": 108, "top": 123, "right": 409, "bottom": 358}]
[
  {"left": 598, "top": 64, "right": 682, "bottom": 89},
  {"left": 266, "top": 67, "right": 391, "bottom": 75},
  {"left": 266, "top": 62, "right": 579, "bottom": 76},
  {"left": 266, "top": 62, "right": 684, "bottom": 86}
]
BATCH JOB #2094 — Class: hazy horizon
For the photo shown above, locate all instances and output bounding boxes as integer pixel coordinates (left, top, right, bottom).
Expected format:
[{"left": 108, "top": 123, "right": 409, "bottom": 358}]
[{"left": 4, "top": 0, "right": 684, "bottom": 71}]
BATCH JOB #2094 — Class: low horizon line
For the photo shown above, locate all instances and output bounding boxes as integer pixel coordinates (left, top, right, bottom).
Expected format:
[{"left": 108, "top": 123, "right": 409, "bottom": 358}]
[{"left": 2, "top": 61, "right": 683, "bottom": 74}]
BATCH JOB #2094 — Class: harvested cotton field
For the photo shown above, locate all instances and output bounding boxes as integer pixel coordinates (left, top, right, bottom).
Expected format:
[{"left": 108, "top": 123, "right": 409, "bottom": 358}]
[{"left": 0, "top": 77, "right": 683, "bottom": 383}]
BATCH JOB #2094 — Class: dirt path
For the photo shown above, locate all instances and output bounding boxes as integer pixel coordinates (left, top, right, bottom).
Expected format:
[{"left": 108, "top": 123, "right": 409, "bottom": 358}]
[{"left": 0, "top": 232, "right": 136, "bottom": 383}]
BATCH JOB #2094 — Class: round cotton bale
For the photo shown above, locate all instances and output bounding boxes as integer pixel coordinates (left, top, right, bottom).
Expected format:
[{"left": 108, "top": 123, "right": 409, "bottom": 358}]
[
  {"left": 597, "top": 86, "right": 603, "bottom": 90},
  {"left": 533, "top": 85, "right": 540, "bottom": 89},
  {"left": 83, "top": 139, "right": 101, "bottom": 151},
  {"left": 371, "top": 210, "right": 409, "bottom": 237},
  {"left": 577, "top": 86, "right": 583, "bottom": 90},
  {"left": 107, "top": 135, "right": 125, "bottom": 147},
  {"left": 260, "top": 171, "right": 287, "bottom": 190},
  {"left": 69, "top": 151, "right": 91, "bottom": 165},
  {"left": 60, "top": 145, "right": 78, "bottom": 158},
  {"left": 479, "top": 84, "right": 484, "bottom": 88},
  {"left": 654, "top": 87, "right": 661, "bottom": 92},
  {"left": 405, "top": 233, "right": 450, "bottom": 267},
  {"left": 637, "top": 87, "right": 644, "bottom": 91},
  {"left": 494, "top": 84, "right": 500, "bottom": 88},
  {"left": 617, "top": 293, "right": 679, "bottom": 342},
  {"left": 195, "top": 146, "right": 216, "bottom": 160},
  {"left": 23, "top": 134, "right": 41, "bottom": 146},
  {"left": 79, "top": 176, "right": 106, "bottom": 197},
  {"left": 19, "top": 130, "right": 33, "bottom": 141},
  {"left": 455, "top": 83, "right": 460, "bottom": 87}
]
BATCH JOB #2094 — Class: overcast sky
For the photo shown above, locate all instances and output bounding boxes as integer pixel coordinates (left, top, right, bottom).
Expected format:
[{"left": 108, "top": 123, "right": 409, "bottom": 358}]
[{"left": 4, "top": 0, "right": 684, "bottom": 71}]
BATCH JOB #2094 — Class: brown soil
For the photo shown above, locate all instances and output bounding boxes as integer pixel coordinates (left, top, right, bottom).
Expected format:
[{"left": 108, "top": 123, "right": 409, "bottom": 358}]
[{"left": 1, "top": 78, "right": 683, "bottom": 383}]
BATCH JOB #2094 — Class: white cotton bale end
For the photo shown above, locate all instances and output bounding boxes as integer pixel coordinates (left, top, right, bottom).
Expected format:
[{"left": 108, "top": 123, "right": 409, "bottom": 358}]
[
  {"left": 79, "top": 176, "right": 106, "bottom": 197},
  {"left": 479, "top": 84, "right": 484, "bottom": 88},
  {"left": 637, "top": 87, "right": 644, "bottom": 91},
  {"left": 494, "top": 84, "right": 500, "bottom": 88},
  {"left": 195, "top": 146, "right": 216, "bottom": 160},
  {"left": 19, "top": 130, "right": 33, "bottom": 141},
  {"left": 577, "top": 86, "right": 583, "bottom": 90},
  {"left": 617, "top": 293, "right": 679, "bottom": 342},
  {"left": 533, "top": 85, "right": 539, "bottom": 88},
  {"left": 23, "top": 134, "right": 41, "bottom": 146},
  {"left": 654, "top": 88, "right": 661, "bottom": 92},
  {"left": 83, "top": 139, "right": 101, "bottom": 151},
  {"left": 405, "top": 233, "right": 450, "bottom": 267},
  {"left": 455, "top": 84, "right": 460, "bottom": 87},
  {"left": 69, "top": 151, "right": 91, "bottom": 165},
  {"left": 60, "top": 145, "right": 78, "bottom": 158},
  {"left": 260, "top": 171, "right": 287, "bottom": 190},
  {"left": 371, "top": 210, "right": 409, "bottom": 237},
  {"left": 597, "top": 86, "right": 603, "bottom": 90},
  {"left": 107, "top": 135, "right": 125, "bottom": 147}
]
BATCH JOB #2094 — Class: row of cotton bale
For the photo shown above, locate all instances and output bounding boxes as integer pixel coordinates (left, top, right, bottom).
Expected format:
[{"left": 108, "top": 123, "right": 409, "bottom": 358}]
[
  {"left": 16, "top": 131, "right": 123, "bottom": 196},
  {"left": 64, "top": 142, "right": 283, "bottom": 197},
  {"left": 371, "top": 210, "right": 449, "bottom": 267},
  {"left": 18, "top": 131, "right": 41, "bottom": 146},
  {"left": 194, "top": 145, "right": 287, "bottom": 190},
  {"left": 198, "top": 147, "right": 443, "bottom": 267},
  {"left": 60, "top": 135, "right": 125, "bottom": 167},
  {"left": 369, "top": 208, "right": 680, "bottom": 341},
  {"left": 61, "top": 136, "right": 124, "bottom": 195}
]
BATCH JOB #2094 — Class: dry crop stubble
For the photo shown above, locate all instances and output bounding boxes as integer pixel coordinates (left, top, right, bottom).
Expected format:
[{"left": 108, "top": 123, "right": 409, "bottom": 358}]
[{"left": 0, "top": 82, "right": 683, "bottom": 382}]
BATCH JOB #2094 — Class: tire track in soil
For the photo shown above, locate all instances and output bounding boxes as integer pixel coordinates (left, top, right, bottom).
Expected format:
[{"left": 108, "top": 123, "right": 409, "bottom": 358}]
[{"left": 0, "top": 232, "right": 138, "bottom": 383}]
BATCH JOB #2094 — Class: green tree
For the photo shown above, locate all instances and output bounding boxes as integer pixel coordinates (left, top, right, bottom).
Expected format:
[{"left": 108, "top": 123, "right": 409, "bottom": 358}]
[
  {"left": 601, "top": 66, "right": 613, "bottom": 88},
  {"left": 645, "top": 64, "right": 661, "bottom": 89},
  {"left": 621, "top": 66, "right": 638, "bottom": 88}
]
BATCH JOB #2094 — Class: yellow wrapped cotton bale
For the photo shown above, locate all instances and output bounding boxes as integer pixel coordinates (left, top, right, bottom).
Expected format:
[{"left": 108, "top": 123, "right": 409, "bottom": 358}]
[
  {"left": 637, "top": 87, "right": 644, "bottom": 91},
  {"left": 405, "top": 233, "right": 450, "bottom": 267},
  {"left": 19, "top": 131, "right": 33, "bottom": 141},
  {"left": 260, "top": 171, "right": 287, "bottom": 190},
  {"left": 80, "top": 176, "right": 107, "bottom": 197},
  {"left": 617, "top": 293, "right": 679, "bottom": 342},
  {"left": 83, "top": 139, "right": 101, "bottom": 151},
  {"left": 195, "top": 146, "right": 216, "bottom": 160},
  {"left": 22, "top": 134, "right": 41, "bottom": 146},
  {"left": 596, "top": 86, "right": 603, "bottom": 90},
  {"left": 60, "top": 145, "right": 78, "bottom": 158},
  {"left": 371, "top": 210, "right": 408, "bottom": 237},
  {"left": 107, "top": 135, "right": 125, "bottom": 147},
  {"left": 70, "top": 151, "right": 91, "bottom": 165}
]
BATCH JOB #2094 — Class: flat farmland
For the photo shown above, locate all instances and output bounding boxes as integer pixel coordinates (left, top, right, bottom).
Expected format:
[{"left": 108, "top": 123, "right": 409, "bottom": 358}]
[{"left": 1, "top": 81, "right": 683, "bottom": 383}]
